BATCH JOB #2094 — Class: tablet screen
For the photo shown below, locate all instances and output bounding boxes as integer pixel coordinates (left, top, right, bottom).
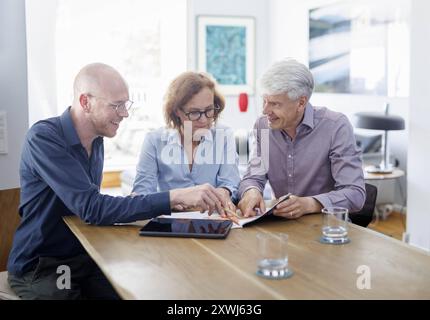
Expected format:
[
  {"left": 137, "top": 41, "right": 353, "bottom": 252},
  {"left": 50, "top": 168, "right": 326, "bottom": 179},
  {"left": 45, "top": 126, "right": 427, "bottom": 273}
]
[{"left": 139, "top": 218, "right": 233, "bottom": 239}]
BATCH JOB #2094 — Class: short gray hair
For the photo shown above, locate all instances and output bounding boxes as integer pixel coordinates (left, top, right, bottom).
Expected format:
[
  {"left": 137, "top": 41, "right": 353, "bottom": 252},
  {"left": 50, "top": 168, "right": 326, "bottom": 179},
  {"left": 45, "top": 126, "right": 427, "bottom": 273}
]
[{"left": 260, "top": 58, "right": 314, "bottom": 100}]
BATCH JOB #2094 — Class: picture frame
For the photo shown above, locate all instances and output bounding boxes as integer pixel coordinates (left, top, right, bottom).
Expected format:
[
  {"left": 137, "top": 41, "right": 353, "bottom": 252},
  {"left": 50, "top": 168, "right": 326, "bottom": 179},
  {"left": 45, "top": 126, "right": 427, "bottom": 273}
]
[{"left": 197, "top": 15, "right": 255, "bottom": 95}]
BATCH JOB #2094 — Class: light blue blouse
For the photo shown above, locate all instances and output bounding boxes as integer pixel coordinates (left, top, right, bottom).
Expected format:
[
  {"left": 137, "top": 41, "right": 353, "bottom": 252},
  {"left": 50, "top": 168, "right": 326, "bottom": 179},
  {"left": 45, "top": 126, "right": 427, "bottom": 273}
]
[{"left": 132, "top": 126, "right": 241, "bottom": 201}]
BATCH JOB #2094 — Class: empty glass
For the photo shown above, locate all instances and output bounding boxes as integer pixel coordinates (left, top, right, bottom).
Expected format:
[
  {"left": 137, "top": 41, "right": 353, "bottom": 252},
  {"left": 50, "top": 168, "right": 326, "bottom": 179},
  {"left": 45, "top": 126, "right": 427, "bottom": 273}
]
[
  {"left": 256, "top": 232, "right": 293, "bottom": 279},
  {"left": 320, "top": 207, "right": 350, "bottom": 244}
]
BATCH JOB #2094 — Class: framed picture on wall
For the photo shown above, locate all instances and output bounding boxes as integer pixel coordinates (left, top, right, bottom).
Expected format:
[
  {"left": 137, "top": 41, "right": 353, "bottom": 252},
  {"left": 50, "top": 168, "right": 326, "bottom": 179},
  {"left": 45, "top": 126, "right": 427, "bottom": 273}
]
[{"left": 197, "top": 15, "right": 255, "bottom": 95}]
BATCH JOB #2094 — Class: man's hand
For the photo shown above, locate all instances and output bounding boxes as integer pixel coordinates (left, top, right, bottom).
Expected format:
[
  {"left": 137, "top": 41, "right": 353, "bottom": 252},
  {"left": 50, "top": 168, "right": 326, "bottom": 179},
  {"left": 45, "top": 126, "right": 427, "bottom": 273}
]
[
  {"left": 170, "top": 184, "right": 226, "bottom": 215},
  {"left": 273, "top": 195, "right": 322, "bottom": 219},
  {"left": 237, "top": 188, "right": 265, "bottom": 217},
  {"left": 215, "top": 187, "right": 236, "bottom": 217}
]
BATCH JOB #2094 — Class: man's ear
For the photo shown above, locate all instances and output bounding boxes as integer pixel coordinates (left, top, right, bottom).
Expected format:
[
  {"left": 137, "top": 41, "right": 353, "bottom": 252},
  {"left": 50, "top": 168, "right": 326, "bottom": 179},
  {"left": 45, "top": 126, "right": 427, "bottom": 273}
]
[
  {"left": 79, "top": 94, "right": 90, "bottom": 112},
  {"left": 298, "top": 96, "right": 308, "bottom": 111}
]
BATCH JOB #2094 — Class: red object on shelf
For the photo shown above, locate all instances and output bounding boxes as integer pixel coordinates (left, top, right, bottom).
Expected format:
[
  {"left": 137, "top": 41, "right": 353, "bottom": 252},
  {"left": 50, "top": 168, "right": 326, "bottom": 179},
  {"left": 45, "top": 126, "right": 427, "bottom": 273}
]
[{"left": 239, "top": 93, "right": 248, "bottom": 112}]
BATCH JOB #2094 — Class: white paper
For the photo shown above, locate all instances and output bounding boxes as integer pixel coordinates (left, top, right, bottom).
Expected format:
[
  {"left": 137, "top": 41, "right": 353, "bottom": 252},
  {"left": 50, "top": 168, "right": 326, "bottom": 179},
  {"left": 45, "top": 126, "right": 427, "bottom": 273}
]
[{"left": 157, "top": 194, "right": 291, "bottom": 229}]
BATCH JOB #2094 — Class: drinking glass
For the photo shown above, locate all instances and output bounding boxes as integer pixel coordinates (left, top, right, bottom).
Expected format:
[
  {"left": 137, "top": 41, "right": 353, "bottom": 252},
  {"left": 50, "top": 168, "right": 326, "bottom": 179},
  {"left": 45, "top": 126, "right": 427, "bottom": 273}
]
[
  {"left": 256, "top": 232, "right": 293, "bottom": 279},
  {"left": 320, "top": 207, "right": 350, "bottom": 244}
]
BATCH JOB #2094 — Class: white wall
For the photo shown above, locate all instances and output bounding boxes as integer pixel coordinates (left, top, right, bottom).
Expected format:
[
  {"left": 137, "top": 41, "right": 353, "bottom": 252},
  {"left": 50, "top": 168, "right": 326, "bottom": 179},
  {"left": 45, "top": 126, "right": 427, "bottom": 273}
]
[
  {"left": 187, "top": 0, "right": 270, "bottom": 130},
  {"left": 25, "top": 0, "right": 58, "bottom": 126},
  {"left": 0, "top": 0, "right": 29, "bottom": 190},
  {"left": 407, "top": 0, "right": 430, "bottom": 251}
]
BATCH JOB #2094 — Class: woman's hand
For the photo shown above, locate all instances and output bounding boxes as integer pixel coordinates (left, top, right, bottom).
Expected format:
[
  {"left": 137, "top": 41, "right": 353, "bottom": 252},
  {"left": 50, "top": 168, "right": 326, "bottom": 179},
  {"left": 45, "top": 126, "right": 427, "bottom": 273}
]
[{"left": 215, "top": 187, "right": 236, "bottom": 216}]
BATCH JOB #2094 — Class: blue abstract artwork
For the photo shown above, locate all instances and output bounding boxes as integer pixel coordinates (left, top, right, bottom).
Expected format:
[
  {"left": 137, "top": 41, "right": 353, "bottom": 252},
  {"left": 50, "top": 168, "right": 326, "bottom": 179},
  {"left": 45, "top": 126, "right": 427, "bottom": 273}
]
[{"left": 205, "top": 25, "right": 246, "bottom": 85}]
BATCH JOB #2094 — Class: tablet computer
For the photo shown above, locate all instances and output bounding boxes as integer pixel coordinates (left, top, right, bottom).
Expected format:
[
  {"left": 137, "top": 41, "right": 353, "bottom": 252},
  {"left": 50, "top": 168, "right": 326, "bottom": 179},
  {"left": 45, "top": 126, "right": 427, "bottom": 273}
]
[{"left": 139, "top": 218, "right": 233, "bottom": 239}]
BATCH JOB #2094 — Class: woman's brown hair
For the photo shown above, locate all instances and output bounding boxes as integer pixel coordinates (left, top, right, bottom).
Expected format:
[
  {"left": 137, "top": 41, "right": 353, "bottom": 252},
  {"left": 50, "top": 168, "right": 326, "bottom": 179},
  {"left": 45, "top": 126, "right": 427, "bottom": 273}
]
[{"left": 163, "top": 72, "right": 225, "bottom": 129}]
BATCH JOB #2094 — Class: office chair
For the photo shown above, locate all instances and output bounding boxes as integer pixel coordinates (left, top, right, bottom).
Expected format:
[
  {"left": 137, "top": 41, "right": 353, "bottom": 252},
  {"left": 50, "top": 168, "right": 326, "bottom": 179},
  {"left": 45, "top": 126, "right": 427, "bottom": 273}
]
[{"left": 349, "top": 183, "right": 378, "bottom": 228}]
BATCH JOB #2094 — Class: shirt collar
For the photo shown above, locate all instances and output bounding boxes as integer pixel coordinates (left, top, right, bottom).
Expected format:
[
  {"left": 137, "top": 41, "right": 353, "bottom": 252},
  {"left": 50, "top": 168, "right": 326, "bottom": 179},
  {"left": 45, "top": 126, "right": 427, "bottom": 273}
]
[
  {"left": 163, "top": 129, "right": 181, "bottom": 146},
  {"left": 60, "top": 107, "right": 103, "bottom": 147},
  {"left": 60, "top": 107, "right": 81, "bottom": 146},
  {"left": 299, "top": 102, "right": 315, "bottom": 130}
]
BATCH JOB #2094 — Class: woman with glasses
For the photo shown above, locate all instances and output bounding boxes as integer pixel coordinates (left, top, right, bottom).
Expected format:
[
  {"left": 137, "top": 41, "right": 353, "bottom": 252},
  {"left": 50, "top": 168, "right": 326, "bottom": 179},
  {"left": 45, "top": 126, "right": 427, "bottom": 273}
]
[{"left": 132, "top": 72, "right": 240, "bottom": 212}]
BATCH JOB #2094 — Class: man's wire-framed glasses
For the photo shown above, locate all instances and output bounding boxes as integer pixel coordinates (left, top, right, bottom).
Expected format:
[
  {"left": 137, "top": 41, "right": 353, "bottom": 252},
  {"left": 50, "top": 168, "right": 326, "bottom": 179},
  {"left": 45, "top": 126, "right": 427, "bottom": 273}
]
[{"left": 88, "top": 94, "right": 134, "bottom": 114}]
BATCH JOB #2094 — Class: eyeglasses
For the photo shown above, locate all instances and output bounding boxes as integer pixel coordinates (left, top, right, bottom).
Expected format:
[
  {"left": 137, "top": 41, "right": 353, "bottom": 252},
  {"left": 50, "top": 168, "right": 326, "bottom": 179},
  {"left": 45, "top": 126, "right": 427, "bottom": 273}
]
[
  {"left": 182, "top": 105, "right": 220, "bottom": 121},
  {"left": 88, "top": 94, "right": 134, "bottom": 114}
]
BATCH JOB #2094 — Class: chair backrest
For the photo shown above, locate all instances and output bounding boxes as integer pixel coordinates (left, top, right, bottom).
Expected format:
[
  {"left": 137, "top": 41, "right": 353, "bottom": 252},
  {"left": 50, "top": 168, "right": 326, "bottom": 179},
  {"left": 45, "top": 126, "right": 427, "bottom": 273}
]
[
  {"left": 349, "top": 183, "right": 378, "bottom": 227},
  {"left": 0, "top": 188, "right": 21, "bottom": 271}
]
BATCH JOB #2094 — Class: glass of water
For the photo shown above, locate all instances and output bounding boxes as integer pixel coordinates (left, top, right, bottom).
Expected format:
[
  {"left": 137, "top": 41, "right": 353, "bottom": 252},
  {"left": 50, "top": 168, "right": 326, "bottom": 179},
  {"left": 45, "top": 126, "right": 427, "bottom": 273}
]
[
  {"left": 256, "top": 232, "right": 293, "bottom": 279},
  {"left": 320, "top": 207, "right": 350, "bottom": 244}
]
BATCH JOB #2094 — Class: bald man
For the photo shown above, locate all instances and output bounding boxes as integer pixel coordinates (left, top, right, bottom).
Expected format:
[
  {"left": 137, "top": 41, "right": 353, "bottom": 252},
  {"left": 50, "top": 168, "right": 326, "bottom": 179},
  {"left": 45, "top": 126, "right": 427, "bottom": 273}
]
[{"left": 7, "top": 63, "right": 226, "bottom": 300}]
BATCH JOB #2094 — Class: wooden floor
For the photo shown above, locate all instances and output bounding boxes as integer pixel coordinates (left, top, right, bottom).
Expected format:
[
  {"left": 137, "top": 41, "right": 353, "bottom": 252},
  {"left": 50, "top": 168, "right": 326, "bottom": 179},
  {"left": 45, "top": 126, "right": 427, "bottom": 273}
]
[{"left": 368, "top": 211, "right": 406, "bottom": 241}]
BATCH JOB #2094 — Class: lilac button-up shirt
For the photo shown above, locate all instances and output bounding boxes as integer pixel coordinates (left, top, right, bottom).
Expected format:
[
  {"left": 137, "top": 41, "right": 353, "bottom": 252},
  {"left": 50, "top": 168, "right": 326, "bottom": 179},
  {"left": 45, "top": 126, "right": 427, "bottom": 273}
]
[{"left": 238, "top": 103, "right": 365, "bottom": 212}]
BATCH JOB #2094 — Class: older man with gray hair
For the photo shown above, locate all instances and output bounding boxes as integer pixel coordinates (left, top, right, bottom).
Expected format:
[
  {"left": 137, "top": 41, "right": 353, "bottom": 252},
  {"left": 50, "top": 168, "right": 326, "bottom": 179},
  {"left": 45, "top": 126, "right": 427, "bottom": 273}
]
[{"left": 238, "top": 59, "right": 365, "bottom": 219}]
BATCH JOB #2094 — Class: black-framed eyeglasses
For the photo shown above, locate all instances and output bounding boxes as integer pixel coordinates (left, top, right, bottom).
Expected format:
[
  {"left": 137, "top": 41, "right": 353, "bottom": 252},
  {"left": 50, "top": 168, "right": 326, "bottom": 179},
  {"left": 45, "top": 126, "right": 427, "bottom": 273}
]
[
  {"left": 88, "top": 94, "right": 134, "bottom": 114},
  {"left": 182, "top": 105, "right": 220, "bottom": 121}
]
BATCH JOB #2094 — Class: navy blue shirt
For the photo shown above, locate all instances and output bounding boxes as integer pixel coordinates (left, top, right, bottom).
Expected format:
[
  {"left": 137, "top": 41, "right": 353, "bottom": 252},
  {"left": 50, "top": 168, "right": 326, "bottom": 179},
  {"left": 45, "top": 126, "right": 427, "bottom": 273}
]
[{"left": 8, "top": 108, "right": 170, "bottom": 276}]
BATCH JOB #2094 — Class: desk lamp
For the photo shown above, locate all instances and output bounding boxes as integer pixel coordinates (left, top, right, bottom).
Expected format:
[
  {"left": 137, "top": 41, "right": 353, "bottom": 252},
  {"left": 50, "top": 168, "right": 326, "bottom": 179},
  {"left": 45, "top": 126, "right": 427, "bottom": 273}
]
[{"left": 353, "top": 104, "right": 405, "bottom": 173}]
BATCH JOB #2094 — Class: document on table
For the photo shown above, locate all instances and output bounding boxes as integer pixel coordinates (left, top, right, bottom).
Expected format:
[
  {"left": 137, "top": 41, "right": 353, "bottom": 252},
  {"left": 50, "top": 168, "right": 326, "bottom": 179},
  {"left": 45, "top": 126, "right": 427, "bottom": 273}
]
[{"left": 159, "top": 194, "right": 291, "bottom": 229}]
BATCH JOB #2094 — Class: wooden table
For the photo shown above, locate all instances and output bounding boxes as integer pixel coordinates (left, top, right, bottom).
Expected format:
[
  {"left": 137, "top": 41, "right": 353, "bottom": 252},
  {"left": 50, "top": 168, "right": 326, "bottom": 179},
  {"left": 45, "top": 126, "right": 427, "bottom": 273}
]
[{"left": 63, "top": 213, "right": 430, "bottom": 300}]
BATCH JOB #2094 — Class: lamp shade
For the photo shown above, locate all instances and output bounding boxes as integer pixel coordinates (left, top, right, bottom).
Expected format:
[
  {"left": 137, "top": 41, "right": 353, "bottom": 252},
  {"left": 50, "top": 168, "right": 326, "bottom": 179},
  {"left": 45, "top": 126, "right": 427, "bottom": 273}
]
[
  {"left": 353, "top": 112, "right": 405, "bottom": 131},
  {"left": 353, "top": 111, "right": 405, "bottom": 173}
]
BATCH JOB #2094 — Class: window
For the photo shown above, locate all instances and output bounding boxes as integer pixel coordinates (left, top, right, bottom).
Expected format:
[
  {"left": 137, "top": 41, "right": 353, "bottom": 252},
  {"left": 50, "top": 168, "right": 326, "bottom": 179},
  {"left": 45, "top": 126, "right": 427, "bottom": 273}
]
[
  {"left": 26, "top": 0, "right": 187, "bottom": 168},
  {"left": 309, "top": 0, "right": 409, "bottom": 97}
]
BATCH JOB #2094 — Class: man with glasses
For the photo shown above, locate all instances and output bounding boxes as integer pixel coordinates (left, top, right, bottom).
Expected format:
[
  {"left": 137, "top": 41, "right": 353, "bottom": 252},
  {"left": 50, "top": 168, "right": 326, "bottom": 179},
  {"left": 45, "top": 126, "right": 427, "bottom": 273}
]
[{"left": 7, "top": 63, "right": 227, "bottom": 300}]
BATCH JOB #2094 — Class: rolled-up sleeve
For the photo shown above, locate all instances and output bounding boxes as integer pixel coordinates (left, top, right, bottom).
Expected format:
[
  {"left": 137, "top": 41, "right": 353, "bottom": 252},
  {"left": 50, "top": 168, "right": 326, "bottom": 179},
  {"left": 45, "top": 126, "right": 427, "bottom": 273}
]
[{"left": 312, "top": 115, "right": 366, "bottom": 212}]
